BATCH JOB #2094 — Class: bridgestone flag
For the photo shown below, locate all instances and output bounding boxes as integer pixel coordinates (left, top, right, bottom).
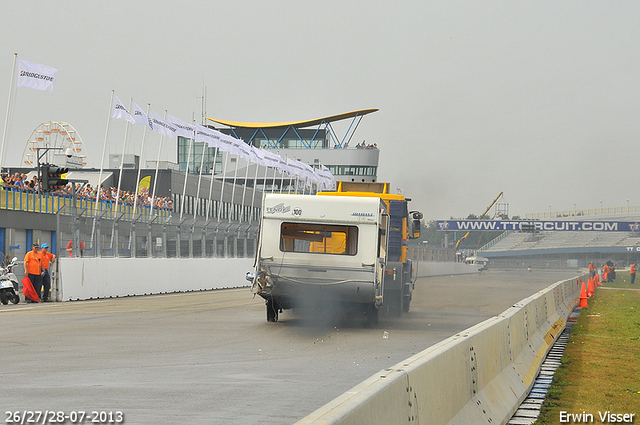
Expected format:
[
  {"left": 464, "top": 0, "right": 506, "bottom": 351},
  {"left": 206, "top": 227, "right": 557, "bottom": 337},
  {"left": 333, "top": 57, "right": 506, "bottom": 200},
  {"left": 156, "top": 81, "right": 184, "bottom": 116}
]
[
  {"left": 149, "top": 110, "right": 178, "bottom": 139},
  {"left": 112, "top": 95, "right": 135, "bottom": 123},
  {"left": 167, "top": 114, "right": 195, "bottom": 139},
  {"left": 195, "top": 124, "right": 223, "bottom": 148},
  {"left": 17, "top": 59, "right": 57, "bottom": 92},
  {"left": 131, "top": 101, "right": 152, "bottom": 131}
]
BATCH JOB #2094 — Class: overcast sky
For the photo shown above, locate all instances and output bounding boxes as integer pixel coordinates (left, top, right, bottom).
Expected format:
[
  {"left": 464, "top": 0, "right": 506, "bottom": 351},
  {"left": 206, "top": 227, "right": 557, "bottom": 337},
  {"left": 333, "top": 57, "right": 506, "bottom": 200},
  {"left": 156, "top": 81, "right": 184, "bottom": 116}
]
[{"left": 1, "top": 1, "right": 638, "bottom": 220}]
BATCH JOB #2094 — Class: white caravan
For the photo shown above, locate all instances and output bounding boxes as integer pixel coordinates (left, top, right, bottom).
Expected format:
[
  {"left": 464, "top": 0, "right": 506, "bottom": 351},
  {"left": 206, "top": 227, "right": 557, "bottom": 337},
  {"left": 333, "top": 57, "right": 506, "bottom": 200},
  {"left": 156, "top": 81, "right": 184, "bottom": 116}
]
[{"left": 247, "top": 193, "right": 389, "bottom": 324}]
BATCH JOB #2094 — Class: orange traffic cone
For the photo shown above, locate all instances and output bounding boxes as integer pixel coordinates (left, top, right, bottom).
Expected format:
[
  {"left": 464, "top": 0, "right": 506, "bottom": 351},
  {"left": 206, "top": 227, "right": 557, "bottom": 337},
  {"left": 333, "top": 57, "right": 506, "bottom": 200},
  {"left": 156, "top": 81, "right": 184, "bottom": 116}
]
[
  {"left": 578, "top": 281, "right": 589, "bottom": 308},
  {"left": 587, "top": 277, "right": 595, "bottom": 298},
  {"left": 596, "top": 273, "right": 603, "bottom": 286}
]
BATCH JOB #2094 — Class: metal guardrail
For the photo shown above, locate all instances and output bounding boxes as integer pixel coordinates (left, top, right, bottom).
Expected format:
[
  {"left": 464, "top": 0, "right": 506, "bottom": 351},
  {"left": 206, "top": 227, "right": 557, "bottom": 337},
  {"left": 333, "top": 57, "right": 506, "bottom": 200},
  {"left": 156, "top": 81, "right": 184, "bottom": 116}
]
[
  {"left": 525, "top": 205, "right": 640, "bottom": 219},
  {"left": 56, "top": 210, "right": 257, "bottom": 259},
  {"left": 1, "top": 186, "right": 257, "bottom": 259},
  {"left": 408, "top": 245, "right": 457, "bottom": 262},
  {"left": 0, "top": 186, "right": 173, "bottom": 222}
]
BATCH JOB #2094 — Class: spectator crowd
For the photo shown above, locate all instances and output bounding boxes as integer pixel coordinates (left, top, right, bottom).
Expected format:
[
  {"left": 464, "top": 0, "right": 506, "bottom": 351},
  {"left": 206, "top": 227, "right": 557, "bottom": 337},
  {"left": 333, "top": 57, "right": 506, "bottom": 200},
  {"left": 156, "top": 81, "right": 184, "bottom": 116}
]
[
  {"left": 0, "top": 172, "right": 173, "bottom": 211},
  {"left": 355, "top": 141, "right": 378, "bottom": 149}
]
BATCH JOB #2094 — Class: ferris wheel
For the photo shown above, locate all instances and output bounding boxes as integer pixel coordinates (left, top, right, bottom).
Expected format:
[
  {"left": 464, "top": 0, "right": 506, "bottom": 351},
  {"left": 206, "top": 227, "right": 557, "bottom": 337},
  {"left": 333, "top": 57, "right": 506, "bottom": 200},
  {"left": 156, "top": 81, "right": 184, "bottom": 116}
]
[{"left": 22, "top": 121, "right": 87, "bottom": 168}]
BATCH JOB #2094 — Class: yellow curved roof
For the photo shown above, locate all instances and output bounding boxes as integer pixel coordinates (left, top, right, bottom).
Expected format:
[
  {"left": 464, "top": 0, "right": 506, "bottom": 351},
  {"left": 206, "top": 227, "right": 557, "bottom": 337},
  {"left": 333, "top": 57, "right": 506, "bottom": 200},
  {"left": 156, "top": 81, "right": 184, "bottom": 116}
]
[{"left": 205, "top": 109, "right": 378, "bottom": 129}]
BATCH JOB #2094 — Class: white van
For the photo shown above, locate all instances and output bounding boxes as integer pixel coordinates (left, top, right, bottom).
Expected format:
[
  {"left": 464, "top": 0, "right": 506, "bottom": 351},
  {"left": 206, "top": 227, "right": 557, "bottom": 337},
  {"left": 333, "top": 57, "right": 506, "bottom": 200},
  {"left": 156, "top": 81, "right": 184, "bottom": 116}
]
[{"left": 465, "top": 256, "right": 489, "bottom": 271}]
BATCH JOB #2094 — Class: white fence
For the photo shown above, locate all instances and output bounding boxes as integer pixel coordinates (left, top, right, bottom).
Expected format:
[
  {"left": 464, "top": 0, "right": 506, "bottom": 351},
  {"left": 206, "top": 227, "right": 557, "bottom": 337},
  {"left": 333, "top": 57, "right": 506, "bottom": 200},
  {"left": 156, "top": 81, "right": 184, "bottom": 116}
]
[{"left": 57, "top": 257, "right": 254, "bottom": 301}]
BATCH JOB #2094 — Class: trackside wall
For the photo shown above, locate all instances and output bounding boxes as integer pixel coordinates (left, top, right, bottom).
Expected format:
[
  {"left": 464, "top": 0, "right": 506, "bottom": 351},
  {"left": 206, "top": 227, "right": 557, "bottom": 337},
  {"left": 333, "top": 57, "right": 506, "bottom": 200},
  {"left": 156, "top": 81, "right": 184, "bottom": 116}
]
[
  {"left": 57, "top": 257, "right": 253, "bottom": 301},
  {"left": 414, "top": 261, "right": 479, "bottom": 277},
  {"left": 296, "top": 275, "right": 583, "bottom": 425}
]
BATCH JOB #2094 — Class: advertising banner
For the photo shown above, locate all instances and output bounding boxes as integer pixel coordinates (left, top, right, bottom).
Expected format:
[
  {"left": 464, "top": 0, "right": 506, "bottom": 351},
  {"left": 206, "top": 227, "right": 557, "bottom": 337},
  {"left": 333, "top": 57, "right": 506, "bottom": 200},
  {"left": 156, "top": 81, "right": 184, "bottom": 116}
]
[{"left": 436, "top": 220, "right": 640, "bottom": 232}]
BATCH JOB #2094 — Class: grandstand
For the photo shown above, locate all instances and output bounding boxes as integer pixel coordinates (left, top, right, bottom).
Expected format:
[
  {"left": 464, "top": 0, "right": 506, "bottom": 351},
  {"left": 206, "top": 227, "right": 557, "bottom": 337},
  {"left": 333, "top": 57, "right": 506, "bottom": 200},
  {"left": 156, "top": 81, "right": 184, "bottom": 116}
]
[{"left": 476, "top": 214, "right": 640, "bottom": 267}]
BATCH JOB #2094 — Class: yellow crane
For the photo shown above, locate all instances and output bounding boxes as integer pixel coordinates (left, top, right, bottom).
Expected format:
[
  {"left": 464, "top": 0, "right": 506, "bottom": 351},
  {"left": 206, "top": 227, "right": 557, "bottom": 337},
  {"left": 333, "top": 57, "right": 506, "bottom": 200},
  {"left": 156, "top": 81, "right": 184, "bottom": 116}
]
[{"left": 455, "top": 192, "right": 504, "bottom": 250}]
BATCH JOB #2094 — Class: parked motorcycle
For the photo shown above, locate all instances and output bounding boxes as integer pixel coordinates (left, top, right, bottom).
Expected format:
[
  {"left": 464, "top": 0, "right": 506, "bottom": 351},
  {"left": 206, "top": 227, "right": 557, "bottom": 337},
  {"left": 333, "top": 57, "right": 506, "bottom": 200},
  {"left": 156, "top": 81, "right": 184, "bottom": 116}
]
[{"left": 0, "top": 253, "right": 20, "bottom": 305}]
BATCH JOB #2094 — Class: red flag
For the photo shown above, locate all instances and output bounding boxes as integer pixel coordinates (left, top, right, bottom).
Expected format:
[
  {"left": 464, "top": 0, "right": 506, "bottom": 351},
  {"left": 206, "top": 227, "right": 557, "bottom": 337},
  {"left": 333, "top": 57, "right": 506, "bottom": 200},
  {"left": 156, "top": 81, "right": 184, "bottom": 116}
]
[{"left": 21, "top": 275, "right": 40, "bottom": 302}]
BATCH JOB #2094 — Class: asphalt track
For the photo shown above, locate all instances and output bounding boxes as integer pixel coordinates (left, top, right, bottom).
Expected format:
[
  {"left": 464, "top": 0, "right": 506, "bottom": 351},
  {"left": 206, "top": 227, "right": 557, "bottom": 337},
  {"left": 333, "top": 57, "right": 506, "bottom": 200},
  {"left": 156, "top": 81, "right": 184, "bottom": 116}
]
[{"left": 1, "top": 269, "right": 579, "bottom": 424}]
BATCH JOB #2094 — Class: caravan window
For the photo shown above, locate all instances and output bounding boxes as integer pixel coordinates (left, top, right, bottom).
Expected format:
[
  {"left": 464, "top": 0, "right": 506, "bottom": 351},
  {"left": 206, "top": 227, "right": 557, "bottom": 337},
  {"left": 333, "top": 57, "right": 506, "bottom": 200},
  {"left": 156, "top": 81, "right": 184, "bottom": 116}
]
[{"left": 280, "top": 223, "right": 358, "bottom": 255}]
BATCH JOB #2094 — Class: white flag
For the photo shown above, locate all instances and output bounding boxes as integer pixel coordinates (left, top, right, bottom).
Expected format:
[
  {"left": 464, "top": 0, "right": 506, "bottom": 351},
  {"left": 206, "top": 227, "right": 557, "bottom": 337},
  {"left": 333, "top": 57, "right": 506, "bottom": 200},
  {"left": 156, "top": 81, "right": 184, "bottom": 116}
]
[
  {"left": 286, "top": 157, "right": 305, "bottom": 177},
  {"left": 252, "top": 148, "right": 270, "bottom": 167},
  {"left": 167, "top": 114, "right": 195, "bottom": 138},
  {"left": 195, "top": 124, "right": 223, "bottom": 148},
  {"left": 131, "top": 102, "right": 152, "bottom": 131},
  {"left": 316, "top": 164, "right": 335, "bottom": 190},
  {"left": 195, "top": 124, "right": 256, "bottom": 162},
  {"left": 17, "top": 59, "right": 58, "bottom": 92},
  {"left": 271, "top": 153, "right": 294, "bottom": 176},
  {"left": 219, "top": 133, "right": 253, "bottom": 162},
  {"left": 255, "top": 149, "right": 287, "bottom": 173},
  {"left": 293, "top": 160, "right": 320, "bottom": 188},
  {"left": 112, "top": 95, "right": 135, "bottom": 123},
  {"left": 149, "top": 110, "right": 178, "bottom": 139}
]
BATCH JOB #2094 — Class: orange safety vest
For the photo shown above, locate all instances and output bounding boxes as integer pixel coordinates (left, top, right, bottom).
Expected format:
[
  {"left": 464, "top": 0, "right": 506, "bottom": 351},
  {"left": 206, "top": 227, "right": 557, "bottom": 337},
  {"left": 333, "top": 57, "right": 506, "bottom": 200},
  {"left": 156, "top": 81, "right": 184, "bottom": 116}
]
[
  {"left": 24, "top": 251, "right": 42, "bottom": 275},
  {"left": 40, "top": 251, "right": 55, "bottom": 270},
  {"left": 631, "top": 264, "right": 636, "bottom": 274}
]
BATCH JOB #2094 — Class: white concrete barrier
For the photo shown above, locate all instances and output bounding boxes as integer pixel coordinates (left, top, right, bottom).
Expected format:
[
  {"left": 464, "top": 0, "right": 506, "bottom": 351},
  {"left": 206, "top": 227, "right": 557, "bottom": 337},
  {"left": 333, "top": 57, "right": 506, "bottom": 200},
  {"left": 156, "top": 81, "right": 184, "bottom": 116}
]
[
  {"left": 414, "top": 261, "right": 479, "bottom": 277},
  {"left": 56, "top": 257, "right": 253, "bottom": 301},
  {"left": 296, "top": 275, "right": 582, "bottom": 425}
]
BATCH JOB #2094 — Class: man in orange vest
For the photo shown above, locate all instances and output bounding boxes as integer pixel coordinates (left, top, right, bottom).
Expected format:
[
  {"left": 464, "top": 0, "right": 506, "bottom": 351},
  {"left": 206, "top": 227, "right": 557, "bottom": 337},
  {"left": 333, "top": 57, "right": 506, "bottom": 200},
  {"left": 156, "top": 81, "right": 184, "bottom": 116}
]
[
  {"left": 39, "top": 243, "right": 56, "bottom": 302},
  {"left": 23, "top": 243, "right": 43, "bottom": 303},
  {"left": 630, "top": 263, "right": 636, "bottom": 284}
]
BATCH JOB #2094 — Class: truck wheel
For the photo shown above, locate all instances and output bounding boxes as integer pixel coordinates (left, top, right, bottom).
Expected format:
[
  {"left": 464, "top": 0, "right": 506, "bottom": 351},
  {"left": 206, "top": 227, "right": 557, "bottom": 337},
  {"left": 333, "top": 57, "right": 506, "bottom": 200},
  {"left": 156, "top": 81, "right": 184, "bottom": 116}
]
[
  {"left": 366, "top": 304, "right": 379, "bottom": 327},
  {"left": 390, "top": 290, "right": 403, "bottom": 317},
  {"left": 266, "top": 299, "right": 279, "bottom": 322},
  {"left": 403, "top": 297, "right": 411, "bottom": 313}
]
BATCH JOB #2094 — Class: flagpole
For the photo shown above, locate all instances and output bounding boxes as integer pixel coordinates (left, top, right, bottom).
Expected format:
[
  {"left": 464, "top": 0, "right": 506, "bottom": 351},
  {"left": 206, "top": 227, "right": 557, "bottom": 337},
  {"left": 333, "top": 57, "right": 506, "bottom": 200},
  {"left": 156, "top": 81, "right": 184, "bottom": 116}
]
[
  {"left": 229, "top": 154, "right": 240, "bottom": 221},
  {"left": 217, "top": 152, "right": 228, "bottom": 221},
  {"left": 249, "top": 160, "right": 260, "bottom": 223},
  {"left": 0, "top": 53, "right": 18, "bottom": 172},
  {"left": 287, "top": 158, "right": 293, "bottom": 194},
  {"left": 179, "top": 133, "right": 193, "bottom": 220},
  {"left": 205, "top": 163, "right": 215, "bottom": 219},
  {"left": 205, "top": 147, "right": 219, "bottom": 219},
  {"left": 114, "top": 97, "right": 133, "bottom": 218},
  {"left": 194, "top": 132, "right": 207, "bottom": 220},
  {"left": 239, "top": 155, "right": 251, "bottom": 221},
  {"left": 133, "top": 103, "right": 151, "bottom": 216},
  {"left": 261, "top": 161, "right": 269, "bottom": 193},
  {"left": 150, "top": 110, "right": 167, "bottom": 217},
  {"left": 90, "top": 90, "right": 115, "bottom": 252},
  {"left": 280, "top": 155, "right": 286, "bottom": 193},
  {"left": 270, "top": 163, "right": 277, "bottom": 194}
]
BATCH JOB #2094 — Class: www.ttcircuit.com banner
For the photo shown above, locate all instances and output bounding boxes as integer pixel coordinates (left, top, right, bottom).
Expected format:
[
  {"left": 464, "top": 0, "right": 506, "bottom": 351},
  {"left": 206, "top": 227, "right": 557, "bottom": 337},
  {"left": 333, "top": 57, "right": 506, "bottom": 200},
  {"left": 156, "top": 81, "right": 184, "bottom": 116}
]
[{"left": 436, "top": 220, "right": 640, "bottom": 232}]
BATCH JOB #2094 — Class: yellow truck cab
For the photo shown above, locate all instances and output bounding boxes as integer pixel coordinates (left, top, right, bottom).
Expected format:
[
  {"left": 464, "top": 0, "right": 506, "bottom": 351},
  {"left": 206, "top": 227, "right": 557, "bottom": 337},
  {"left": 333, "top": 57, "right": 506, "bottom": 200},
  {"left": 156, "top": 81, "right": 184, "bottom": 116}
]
[{"left": 317, "top": 181, "right": 422, "bottom": 316}]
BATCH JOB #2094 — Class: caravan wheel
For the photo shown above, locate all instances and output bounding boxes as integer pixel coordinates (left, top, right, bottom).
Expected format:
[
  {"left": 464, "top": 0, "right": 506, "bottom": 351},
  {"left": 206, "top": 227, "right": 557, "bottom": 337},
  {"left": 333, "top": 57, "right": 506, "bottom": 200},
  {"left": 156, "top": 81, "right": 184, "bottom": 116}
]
[
  {"left": 266, "top": 299, "right": 279, "bottom": 322},
  {"left": 366, "top": 304, "right": 379, "bottom": 327}
]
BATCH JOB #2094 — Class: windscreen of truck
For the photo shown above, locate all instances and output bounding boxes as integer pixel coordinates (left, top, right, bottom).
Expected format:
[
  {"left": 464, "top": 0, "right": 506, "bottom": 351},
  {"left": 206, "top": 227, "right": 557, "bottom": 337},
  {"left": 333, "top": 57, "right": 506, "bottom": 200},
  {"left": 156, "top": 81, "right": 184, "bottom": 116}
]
[{"left": 280, "top": 223, "right": 358, "bottom": 255}]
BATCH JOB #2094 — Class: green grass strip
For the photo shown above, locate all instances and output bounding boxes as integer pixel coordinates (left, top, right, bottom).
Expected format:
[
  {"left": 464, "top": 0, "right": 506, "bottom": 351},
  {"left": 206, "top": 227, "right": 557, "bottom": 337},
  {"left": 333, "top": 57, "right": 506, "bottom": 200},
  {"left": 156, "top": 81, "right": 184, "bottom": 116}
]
[{"left": 534, "top": 271, "right": 640, "bottom": 424}]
